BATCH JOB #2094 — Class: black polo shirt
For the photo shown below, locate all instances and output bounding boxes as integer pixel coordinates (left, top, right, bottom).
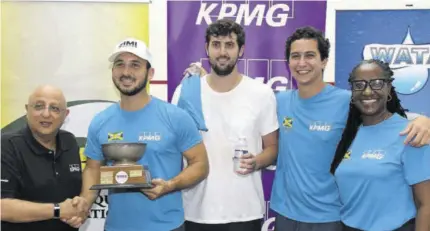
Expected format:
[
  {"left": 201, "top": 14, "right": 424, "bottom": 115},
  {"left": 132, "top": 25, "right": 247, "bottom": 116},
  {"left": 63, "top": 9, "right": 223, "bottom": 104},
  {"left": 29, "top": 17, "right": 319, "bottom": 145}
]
[{"left": 1, "top": 125, "right": 82, "bottom": 231}]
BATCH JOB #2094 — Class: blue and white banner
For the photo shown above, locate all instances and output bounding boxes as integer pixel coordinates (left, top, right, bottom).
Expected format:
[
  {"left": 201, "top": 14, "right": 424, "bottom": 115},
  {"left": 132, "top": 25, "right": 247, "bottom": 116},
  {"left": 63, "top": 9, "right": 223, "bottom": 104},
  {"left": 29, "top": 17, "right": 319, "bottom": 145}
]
[{"left": 335, "top": 9, "right": 430, "bottom": 117}]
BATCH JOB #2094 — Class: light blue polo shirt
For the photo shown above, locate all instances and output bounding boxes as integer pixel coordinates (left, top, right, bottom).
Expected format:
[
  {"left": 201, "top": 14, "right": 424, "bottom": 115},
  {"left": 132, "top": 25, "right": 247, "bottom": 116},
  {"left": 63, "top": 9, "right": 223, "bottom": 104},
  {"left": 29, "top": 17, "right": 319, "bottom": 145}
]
[
  {"left": 335, "top": 113, "right": 430, "bottom": 230},
  {"left": 84, "top": 97, "right": 202, "bottom": 231},
  {"left": 271, "top": 84, "right": 351, "bottom": 222}
]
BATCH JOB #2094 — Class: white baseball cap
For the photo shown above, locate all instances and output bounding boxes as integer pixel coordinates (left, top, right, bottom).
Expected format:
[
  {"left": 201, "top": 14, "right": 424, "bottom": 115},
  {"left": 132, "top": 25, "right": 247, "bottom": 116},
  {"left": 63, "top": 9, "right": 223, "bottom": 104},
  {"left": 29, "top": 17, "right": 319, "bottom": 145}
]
[{"left": 108, "top": 38, "right": 152, "bottom": 65}]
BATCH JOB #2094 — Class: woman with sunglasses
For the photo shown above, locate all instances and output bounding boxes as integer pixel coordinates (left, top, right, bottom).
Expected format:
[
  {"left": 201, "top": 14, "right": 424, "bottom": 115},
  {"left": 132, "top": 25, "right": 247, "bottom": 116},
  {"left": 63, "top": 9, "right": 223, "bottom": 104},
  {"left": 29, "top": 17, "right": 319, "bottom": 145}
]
[{"left": 331, "top": 59, "right": 430, "bottom": 231}]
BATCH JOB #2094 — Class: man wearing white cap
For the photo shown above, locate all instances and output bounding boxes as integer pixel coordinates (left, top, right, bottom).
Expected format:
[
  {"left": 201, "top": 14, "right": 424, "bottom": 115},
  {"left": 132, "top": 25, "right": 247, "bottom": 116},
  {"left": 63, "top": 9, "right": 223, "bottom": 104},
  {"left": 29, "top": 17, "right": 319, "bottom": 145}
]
[{"left": 70, "top": 38, "right": 209, "bottom": 231}]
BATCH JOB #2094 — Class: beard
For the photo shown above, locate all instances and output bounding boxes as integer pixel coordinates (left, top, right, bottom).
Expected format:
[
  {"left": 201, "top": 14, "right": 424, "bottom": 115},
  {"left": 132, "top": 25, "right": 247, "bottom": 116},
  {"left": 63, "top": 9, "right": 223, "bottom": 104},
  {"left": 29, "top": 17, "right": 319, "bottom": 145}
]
[
  {"left": 113, "top": 73, "right": 148, "bottom": 96},
  {"left": 209, "top": 56, "right": 238, "bottom": 76}
]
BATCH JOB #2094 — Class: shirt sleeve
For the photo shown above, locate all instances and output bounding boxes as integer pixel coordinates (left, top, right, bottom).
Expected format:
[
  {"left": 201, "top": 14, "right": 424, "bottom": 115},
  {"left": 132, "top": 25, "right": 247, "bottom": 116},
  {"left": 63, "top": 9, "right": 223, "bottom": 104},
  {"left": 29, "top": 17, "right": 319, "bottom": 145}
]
[
  {"left": 258, "top": 88, "right": 279, "bottom": 136},
  {"left": 402, "top": 145, "right": 430, "bottom": 185},
  {"left": 1, "top": 138, "right": 22, "bottom": 199},
  {"left": 83, "top": 117, "right": 104, "bottom": 161},
  {"left": 173, "top": 109, "right": 203, "bottom": 153},
  {"left": 171, "top": 84, "right": 182, "bottom": 106}
]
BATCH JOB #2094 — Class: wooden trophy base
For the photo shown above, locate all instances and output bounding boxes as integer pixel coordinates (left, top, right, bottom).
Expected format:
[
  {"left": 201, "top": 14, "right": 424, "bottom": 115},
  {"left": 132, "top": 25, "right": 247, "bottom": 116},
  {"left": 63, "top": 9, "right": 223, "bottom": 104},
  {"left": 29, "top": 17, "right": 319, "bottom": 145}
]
[{"left": 90, "top": 165, "right": 152, "bottom": 190}]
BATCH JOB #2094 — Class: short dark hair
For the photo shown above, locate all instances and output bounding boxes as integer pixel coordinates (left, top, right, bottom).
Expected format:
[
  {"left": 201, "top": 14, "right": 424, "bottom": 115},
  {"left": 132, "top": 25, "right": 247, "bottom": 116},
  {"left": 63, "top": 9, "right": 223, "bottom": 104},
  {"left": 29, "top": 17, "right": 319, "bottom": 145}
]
[
  {"left": 205, "top": 19, "right": 245, "bottom": 48},
  {"left": 285, "top": 26, "right": 330, "bottom": 62},
  {"left": 330, "top": 59, "right": 408, "bottom": 174}
]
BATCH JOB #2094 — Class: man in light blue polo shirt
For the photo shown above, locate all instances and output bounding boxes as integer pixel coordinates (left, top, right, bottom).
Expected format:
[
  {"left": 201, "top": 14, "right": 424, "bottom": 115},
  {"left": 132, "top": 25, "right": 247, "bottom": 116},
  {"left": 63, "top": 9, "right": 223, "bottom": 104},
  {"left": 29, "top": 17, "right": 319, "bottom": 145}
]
[{"left": 73, "top": 38, "right": 209, "bottom": 231}]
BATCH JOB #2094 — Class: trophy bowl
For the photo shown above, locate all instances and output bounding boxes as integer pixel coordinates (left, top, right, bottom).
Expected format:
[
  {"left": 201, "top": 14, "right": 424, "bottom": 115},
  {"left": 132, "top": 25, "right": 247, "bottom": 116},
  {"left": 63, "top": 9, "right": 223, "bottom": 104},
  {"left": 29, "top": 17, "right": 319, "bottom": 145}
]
[
  {"left": 102, "top": 142, "right": 147, "bottom": 164},
  {"left": 90, "top": 142, "right": 152, "bottom": 190}
]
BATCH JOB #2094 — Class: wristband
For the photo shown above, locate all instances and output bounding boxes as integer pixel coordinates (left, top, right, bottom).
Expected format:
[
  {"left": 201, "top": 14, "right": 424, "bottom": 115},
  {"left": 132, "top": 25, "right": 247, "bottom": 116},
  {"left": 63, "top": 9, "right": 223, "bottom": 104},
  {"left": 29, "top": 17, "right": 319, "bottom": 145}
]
[{"left": 53, "top": 203, "right": 60, "bottom": 219}]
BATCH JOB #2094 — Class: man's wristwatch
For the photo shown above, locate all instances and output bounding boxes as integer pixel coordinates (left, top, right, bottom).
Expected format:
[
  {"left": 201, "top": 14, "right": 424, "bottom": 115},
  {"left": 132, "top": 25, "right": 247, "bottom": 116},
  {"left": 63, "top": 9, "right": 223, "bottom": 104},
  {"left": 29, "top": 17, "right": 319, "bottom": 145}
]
[{"left": 53, "top": 203, "right": 60, "bottom": 219}]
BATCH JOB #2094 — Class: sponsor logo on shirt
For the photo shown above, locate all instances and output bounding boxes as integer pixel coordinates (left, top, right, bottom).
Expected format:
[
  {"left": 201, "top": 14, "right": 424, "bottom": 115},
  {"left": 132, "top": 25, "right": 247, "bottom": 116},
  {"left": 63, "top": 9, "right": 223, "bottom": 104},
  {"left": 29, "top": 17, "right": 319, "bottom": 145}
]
[
  {"left": 309, "top": 121, "right": 332, "bottom": 131},
  {"left": 69, "top": 164, "right": 81, "bottom": 172},
  {"left": 282, "top": 116, "right": 293, "bottom": 129},
  {"left": 361, "top": 149, "right": 385, "bottom": 160},
  {"left": 343, "top": 150, "right": 352, "bottom": 160},
  {"left": 139, "top": 132, "right": 161, "bottom": 141},
  {"left": 108, "top": 131, "right": 124, "bottom": 141}
]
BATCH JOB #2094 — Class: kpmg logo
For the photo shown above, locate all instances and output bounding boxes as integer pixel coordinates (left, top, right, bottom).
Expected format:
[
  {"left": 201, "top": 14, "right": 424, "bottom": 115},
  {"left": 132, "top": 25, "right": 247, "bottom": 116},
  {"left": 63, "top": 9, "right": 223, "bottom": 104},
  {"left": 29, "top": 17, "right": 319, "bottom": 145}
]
[
  {"left": 362, "top": 27, "right": 430, "bottom": 95},
  {"left": 195, "top": 2, "right": 292, "bottom": 27},
  {"left": 309, "top": 121, "right": 331, "bottom": 132},
  {"left": 139, "top": 132, "right": 161, "bottom": 141},
  {"left": 361, "top": 149, "right": 385, "bottom": 160},
  {"left": 69, "top": 164, "right": 81, "bottom": 172}
]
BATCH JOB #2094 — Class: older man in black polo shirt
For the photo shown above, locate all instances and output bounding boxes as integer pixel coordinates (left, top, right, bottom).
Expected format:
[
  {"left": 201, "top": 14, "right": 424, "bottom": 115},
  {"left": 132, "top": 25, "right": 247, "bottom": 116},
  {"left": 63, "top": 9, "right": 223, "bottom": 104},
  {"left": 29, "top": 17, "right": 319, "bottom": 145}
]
[{"left": 1, "top": 85, "right": 88, "bottom": 231}]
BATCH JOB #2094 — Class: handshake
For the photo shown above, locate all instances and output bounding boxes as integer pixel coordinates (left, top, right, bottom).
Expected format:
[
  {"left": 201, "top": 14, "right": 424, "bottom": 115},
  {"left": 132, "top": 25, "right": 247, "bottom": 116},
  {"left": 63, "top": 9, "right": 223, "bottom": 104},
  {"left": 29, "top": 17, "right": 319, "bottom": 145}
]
[{"left": 58, "top": 196, "right": 90, "bottom": 228}]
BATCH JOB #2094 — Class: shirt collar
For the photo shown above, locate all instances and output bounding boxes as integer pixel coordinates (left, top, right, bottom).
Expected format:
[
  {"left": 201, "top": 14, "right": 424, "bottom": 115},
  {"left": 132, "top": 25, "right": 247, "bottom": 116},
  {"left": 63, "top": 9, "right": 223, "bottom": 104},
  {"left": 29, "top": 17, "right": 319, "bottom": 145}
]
[{"left": 21, "top": 124, "right": 72, "bottom": 155}]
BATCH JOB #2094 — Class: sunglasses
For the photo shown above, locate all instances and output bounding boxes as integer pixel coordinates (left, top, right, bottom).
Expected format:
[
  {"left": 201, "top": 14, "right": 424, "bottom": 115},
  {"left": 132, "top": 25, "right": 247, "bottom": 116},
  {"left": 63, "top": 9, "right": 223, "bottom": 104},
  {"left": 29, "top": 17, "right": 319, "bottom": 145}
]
[{"left": 349, "top": 78, "right": 393, "bottom": 91}]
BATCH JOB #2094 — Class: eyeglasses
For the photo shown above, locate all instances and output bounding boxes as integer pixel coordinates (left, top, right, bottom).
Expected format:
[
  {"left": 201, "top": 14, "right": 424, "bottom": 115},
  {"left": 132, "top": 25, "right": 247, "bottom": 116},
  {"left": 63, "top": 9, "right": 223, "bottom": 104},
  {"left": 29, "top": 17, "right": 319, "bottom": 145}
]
[
  {"left": 350, "top": 78, "right": 393, "bottom": 91},
  {"left": 28, "top": 104, "right": 65, "bottom": 114}
]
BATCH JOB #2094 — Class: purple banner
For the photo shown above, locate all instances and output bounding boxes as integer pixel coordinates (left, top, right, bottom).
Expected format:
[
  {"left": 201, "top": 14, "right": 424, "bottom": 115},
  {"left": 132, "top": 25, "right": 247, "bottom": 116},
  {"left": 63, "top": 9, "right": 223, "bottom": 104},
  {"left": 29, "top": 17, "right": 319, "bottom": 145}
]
[{"left": 167, "top": 1, "right": 326, "bottom": 229}]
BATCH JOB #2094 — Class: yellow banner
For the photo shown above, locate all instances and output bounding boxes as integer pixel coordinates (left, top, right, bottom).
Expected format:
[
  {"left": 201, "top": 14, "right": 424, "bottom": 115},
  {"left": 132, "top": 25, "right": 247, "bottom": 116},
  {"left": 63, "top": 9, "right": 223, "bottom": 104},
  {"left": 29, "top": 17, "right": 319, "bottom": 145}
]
[{"left": 1, "top": 4, "right": 149, "bottom": 229}]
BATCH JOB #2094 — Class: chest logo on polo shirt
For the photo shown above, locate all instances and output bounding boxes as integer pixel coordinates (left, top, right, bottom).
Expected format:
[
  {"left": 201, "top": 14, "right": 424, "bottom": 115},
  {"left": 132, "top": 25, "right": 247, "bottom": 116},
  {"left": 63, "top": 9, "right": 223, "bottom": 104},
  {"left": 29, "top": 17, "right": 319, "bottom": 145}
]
[
  {"left": 282, "top": 117, "right": 293, "bottom": 129},
  {"left": 69, "top": 164, "right": 81, "bottom": 172},
  {"left": 361, "top": 149, "right": 385, "bottom": 160},
  {"left": 108, "top": 131, "right": 123, "bottom": 141},
  {"left": 343, "top": 150, "right": 352, "bottom": 160},
  {"left": 309, "top": 121, "right": 331, "bottom": 131},
  {"left": 139, "top": 132, "right": 161, "bottom": 141}
]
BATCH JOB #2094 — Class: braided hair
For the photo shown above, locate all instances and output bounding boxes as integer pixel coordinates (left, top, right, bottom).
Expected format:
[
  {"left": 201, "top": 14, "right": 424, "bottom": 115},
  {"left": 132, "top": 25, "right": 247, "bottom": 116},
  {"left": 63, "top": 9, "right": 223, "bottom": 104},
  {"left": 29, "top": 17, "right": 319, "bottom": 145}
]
[{"left": 330, "top": 59, "right": 408, "bottom": 174}]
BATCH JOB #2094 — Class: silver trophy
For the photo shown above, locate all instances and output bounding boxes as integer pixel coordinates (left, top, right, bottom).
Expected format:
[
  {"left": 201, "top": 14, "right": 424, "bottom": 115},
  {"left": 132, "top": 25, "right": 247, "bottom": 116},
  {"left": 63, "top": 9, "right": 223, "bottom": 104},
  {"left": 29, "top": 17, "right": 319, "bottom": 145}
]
[{"left": 90, "top": 142, "right": 152, "bottom": 190}]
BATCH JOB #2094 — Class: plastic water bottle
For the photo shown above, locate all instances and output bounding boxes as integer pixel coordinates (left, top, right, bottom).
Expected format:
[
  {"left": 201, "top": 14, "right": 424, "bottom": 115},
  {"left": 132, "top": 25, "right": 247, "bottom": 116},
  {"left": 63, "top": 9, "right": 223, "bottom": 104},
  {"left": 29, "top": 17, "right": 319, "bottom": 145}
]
[{"left": 233, "top": 137, "right": 248, "bottom": 173}]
